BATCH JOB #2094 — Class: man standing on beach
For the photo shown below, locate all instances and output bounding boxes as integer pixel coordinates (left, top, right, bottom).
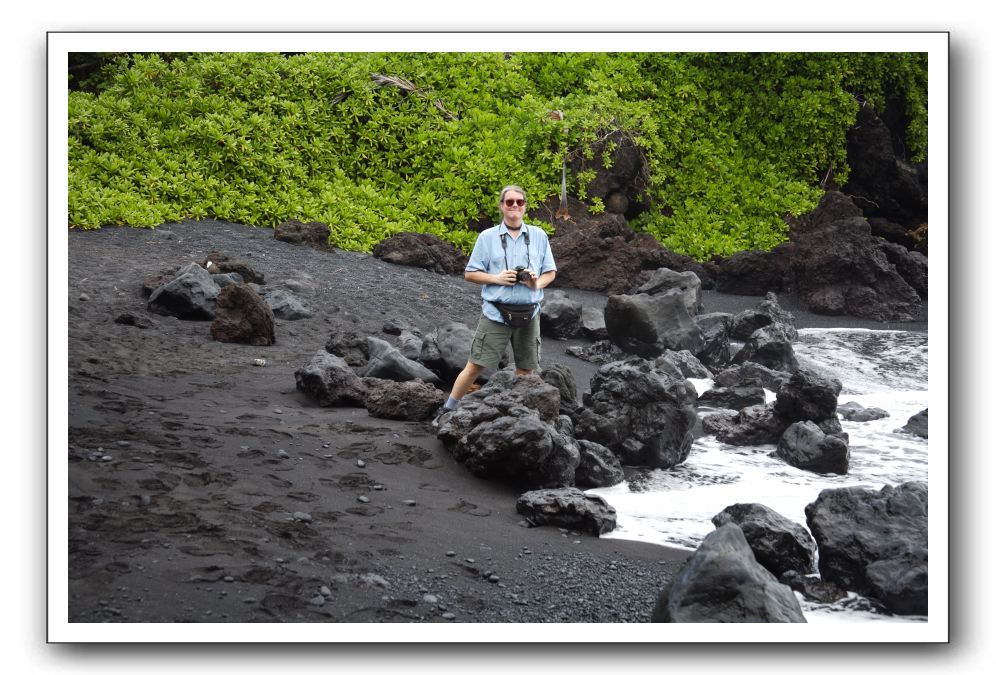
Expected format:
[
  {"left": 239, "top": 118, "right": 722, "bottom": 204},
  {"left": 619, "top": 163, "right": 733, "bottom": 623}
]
[{"left": 435, "top": 185, "right": 557, "bottom": 421}]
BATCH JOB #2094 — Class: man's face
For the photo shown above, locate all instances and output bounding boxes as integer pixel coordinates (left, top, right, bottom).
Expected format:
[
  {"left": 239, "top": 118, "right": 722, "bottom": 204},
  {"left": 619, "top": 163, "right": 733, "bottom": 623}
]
[{"left": 500, "top": 191, "right": 526, "bottom": 227}]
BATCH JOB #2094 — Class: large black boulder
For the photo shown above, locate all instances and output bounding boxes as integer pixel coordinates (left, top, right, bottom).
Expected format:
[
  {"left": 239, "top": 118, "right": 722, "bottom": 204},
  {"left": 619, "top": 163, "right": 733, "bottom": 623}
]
[
  {"left": 774, "top": 421, "right": 850, "bottom": 475},
  {"left": 147, "top": 262, "right": 219, "bottom": 320},
  {"left": 540, "top": 290, "right": 583, "bottom": 339},
  {"left": 712, "top": 503, "right": 817, "bottom": 577},
  {"left": 790, "top": 215, "right": 922, "bottom": 321},
  {"left": 698, "top": 382, "right": 767, "bottom": 411},
  {"left": 631, "top": 267, "right": 703, "bottom": 315},
  {"left": 574, "top": 440, "right": 625, "bottom": 488},
  {"left": 729, "top": 292, "right": 798, "bottom": 342},
  {"left": 897, "top": 408, "right": 929, "bottom": 439},
  {"left": 363, "top": 379, "right": 445, "bottom": 421},
  {"left": 694, "top": 312, "right": 733, "bottom": 370},
  {"left": 359, "top": 337, "right": 442, "bottom": 385},
  {"left": 713, "top": 362, "right": 791, "bottom": 393},
  {"left": 805, "top": 482, "right": 928, "bottom": 615},
  {"left": 294, "top": 351, "right": 369, "bottom": 407},
  {"left": 372, "top": 232, "right": 468, "bottom": 275},
  {"left": 730, "top": 324, "right": 799, "bottom": 373},
  {"left": 651, "top": 524, "right": 806, "bottom": 623},
  {"left": 516, "top": 487, "right": 617, "bottom": 535},
  {"left": 540, "top": 363, "right": 580, "bottom": 415},
  {"left": 774, "top": 367, "right": 842, "bottom": 423},
  {"left": 435, "top": 372, "right": 578, "bottom": 489},
  {"left": 706, "top": 403, "right": 789, "bottom": 447},
  {"left": 604, "top": 291, "right": 704, "bottom": 358},
  {"left": 574, "top": 357, "right": 698, "bottom": 469},
  {"left": 420, "top": 322, "right": 483, "bottom": 382},
  {"left": 209, "top": 283, "right": 275, "bottom": 346}
]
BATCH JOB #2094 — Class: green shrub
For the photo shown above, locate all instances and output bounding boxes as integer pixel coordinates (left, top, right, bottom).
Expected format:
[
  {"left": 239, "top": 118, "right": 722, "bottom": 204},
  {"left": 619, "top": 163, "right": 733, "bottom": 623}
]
[{"left": 67, "top": 51, "right": 927, "bottom": 259}]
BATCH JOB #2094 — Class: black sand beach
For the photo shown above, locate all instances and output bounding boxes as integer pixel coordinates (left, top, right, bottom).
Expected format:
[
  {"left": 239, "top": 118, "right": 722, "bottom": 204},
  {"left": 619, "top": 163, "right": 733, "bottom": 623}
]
[{"left": 64, "top": 219, "right": 926, "bottom": 623}]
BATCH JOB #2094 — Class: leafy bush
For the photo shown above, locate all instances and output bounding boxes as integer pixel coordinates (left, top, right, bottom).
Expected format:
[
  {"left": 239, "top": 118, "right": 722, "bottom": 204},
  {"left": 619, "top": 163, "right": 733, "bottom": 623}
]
[{"left": 67, "top": 51, "right": 927, "bottom": 259}]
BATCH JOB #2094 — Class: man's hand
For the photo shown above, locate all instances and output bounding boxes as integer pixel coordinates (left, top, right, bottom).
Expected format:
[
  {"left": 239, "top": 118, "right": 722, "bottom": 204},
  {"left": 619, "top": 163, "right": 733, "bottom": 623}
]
[{"left": 494, "top": 269, "right": 520, "bottom": 286}]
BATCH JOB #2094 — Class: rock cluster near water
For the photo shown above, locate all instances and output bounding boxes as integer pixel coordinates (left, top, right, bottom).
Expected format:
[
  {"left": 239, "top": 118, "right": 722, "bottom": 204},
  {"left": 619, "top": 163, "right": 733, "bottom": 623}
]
[
  {"left": 806, "top": 481, "right": 929, "bottom": 615},
  {"left": 655, "top": 478, "right": 929, "bottom": 622}
]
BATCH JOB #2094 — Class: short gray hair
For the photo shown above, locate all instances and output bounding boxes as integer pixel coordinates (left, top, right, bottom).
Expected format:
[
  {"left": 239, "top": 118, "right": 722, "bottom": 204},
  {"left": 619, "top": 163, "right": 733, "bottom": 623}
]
[{"left": 498, "top": 185, "right": 527, "bottom": 207}]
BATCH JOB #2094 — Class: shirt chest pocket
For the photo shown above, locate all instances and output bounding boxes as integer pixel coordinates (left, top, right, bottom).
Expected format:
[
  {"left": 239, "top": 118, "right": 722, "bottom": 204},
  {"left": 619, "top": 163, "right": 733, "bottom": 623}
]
[
  {"left": 489, "top": 252, "right": 509, "bottom": 271},
  {"left": 503, "top": 245, "right": 532, "bottom": 270}
]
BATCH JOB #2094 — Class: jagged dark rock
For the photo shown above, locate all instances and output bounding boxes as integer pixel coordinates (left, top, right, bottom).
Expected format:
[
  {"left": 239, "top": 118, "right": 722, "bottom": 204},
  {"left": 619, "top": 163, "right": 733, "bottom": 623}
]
[
  {"left": 325, "top": 328, "right": 370, "bottom": 367},
  {"left": 897, "top": 408, "right": 928, "bottom": 438},
  {"left": 574, "top": 357, "right": 698, "bottom": 469},
  {"left": 710, "top": 403, "right": 789, "bottom": 446},
  {"left": 574, "top": 440, "right": 625, "bottom": 488},
  {"left": 372, "top": 232, "right": 468, "bottom": 275},
  {"left": 540, "top": 363, "right": 580, "bottom": 415},
  {"left": 363, "top": 378, "right": 445, "bottom": 421},
  {"left": 294, "top": 350, "right": 369, "bottom": 407},
  {"left": 838, "top": 401, "right": 890, "bottom": 422},
  {"left": 630, "top": 267, "right": 703, "bottom": 315},
  {"left": 147, "top": 262, "right": 219, "bottom": 320},
  {"left": 540, "top": 290, "right": 583, "bottom": 339},
  {"left": 730, "top": 324, "right": 799, "bottom": 372},
  {"left": 255, "top": 285, "right": 313, "bottom": 320},
  {"left": 712, "top": 503, "right": 817, "bottom": 577},
  {"left": 604, "top": 291, "right": 704, "bottom": 358},
  {"left": 805, "top": 482, "right": 928, "bottom": 615},
  {"left": 790, "top": 215, "right": 922, "bottom": 321},
  {"left": 209, "top": 283, "right": 275, "bottom": 345},
  {"left": 651, "top": 524, "right": 806, "bottom": 623},
  {"left": 845, "top": 103, "right": 928, "bottom": 228},
  {"left": 774, "top": 421, "right": 850, "bottom": 475},
  {"left": 693, "top": 312, "right": 733, "bottom": 370},
  {"left": 779, "top": 571, "right": 848, "bottom": 605},
  {"left": 546, "top": 202, "right": 714, "bottom": 294},
  {"left": 774, "top": 367, "right": 842, "bottom": 423},
  {"left": 713, "top": 362, "right": 791, "bottom": 393},
  {"left": 359, "top": 337, "right": 442, "bottom": 385},
  {"left": 436, "top": 373, "right": 577, "bottom": 488},
  {"left": 274, "top": 219, "right": 334, "bottom": 250},
  {"left": 698, "top": 382, "right": 767, "bottom": 411},
  {"left": 516, "top": 487, "right": 617, "bottom": 535}
]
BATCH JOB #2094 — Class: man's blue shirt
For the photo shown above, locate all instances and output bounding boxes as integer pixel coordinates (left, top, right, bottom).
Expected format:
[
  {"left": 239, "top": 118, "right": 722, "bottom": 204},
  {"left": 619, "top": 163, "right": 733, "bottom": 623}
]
[{"left": 465, "top": 221, "right": 557, "bottom": 323}]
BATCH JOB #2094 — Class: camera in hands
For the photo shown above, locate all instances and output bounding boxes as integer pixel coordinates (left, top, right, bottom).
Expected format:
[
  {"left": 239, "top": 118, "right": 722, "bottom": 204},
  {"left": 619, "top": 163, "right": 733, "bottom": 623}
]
[{"left": 514, "top": 267, "right": 532, "bottom": 283}]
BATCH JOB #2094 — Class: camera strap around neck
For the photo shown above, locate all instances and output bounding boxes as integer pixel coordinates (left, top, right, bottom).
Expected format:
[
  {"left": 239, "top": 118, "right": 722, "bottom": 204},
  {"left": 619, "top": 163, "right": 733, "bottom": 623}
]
[{"left": 499, "top": 225, "right": 530, "bottom": 272}]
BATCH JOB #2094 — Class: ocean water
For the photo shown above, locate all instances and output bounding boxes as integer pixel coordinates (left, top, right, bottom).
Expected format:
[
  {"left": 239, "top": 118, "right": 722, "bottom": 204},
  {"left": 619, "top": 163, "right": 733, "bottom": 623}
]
[{"left": 586, "top": 328, "right": 930, "bottom": 623}]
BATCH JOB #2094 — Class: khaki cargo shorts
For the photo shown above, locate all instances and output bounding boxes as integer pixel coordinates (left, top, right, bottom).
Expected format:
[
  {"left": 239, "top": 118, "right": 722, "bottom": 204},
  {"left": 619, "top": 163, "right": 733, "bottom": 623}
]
[{"left": 469, "top": 315, "right": 541, "bottom": 371}]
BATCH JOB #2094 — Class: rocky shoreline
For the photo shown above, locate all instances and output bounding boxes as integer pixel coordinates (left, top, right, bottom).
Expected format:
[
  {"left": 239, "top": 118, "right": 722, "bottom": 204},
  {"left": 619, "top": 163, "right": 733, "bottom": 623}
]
[{"left": 66, "top": 218, "right": 927, "bottom": 623}]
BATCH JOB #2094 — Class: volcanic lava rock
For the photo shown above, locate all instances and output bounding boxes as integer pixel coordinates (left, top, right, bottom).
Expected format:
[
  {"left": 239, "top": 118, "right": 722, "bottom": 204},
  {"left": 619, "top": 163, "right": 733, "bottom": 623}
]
[
  {"left": 651, "top": 524, "right": 806, "bottom": 623},
  {"left": 805, "top": 482, "right": 928, "bottom": 615}
]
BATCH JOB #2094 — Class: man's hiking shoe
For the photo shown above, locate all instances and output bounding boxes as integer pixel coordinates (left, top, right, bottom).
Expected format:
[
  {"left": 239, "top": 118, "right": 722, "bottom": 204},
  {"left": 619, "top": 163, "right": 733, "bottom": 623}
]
[
  {"left": 431, "top": 406, "right": 450, "bottom": 429},
  {"left": 432, "top": 404, "right": 460, "bottom": 429}
]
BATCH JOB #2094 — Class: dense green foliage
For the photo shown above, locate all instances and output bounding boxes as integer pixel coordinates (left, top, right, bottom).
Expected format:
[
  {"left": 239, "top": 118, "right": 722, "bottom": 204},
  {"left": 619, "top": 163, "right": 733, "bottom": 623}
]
[{"left": 68, "top": 52, "right": 927, "bottom": 259}]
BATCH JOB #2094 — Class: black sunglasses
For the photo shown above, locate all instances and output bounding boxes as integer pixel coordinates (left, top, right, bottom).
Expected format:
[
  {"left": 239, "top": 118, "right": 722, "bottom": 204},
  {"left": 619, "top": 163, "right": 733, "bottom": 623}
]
[{"left": 503, "top": 198, "right": 526, "bottom": 207}]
